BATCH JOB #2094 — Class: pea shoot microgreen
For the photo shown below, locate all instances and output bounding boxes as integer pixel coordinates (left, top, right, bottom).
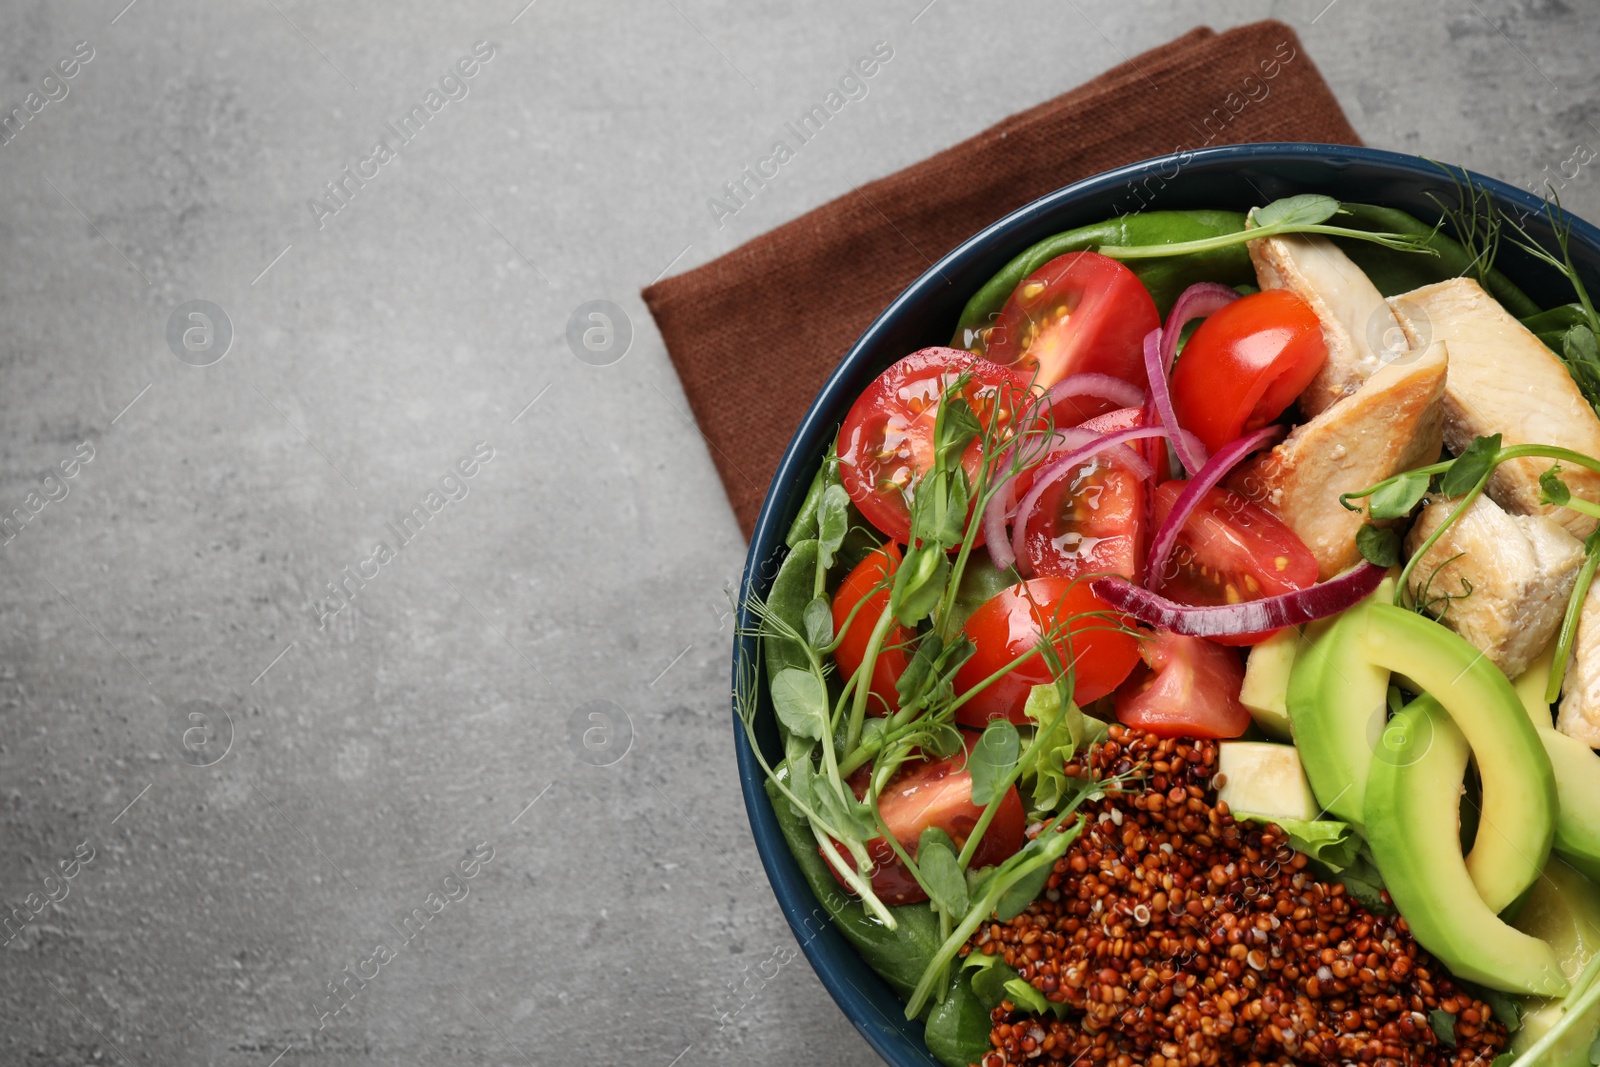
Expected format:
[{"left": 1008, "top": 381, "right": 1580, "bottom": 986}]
[{"left": 1099, "top": 194, "right": 1441, "bottom": 262}]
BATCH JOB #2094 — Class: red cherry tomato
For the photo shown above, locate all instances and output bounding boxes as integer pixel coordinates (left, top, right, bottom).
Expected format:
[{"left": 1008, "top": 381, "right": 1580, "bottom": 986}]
[
  {"left": 823, "top": 732, "right": 1027, "bottom": 906},
  {"left": 953, "top": 578, "right": 1142, "bottom": 726},
  {"left": 1114, "top": 630, "right": 1250, "bottom": 739},
  {"left": 1149, "top": 480, "right": 1319, "bottom": 646},
  {"left": 982, "top": 252, "right": 1159, "bottom": 394},
  {"left": 1018, "top": 451, "right": 1145, "bottom": 584},
  {"left": 831, "top": 544, "right": 915, "bottom": 716},
  {"left": 1169, "top": 289, "right": 1328, "bottom": 454},
  {"left": 837, "top": 348, "right": 1031, "bottom": 544}
]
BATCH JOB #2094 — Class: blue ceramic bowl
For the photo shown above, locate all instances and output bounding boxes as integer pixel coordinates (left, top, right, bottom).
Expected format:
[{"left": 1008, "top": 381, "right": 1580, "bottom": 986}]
[{"left": 731, "top": 142, "right": 1600, "bottom": 1066}]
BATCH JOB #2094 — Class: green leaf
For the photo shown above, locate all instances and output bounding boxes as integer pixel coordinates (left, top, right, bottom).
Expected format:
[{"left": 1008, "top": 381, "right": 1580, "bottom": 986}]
[
  {"left": 1588, "top": 1033, "right": 1600, "bottom": 1065},
  {"left": 918, "top": 828, "right": 969, "bottom": 917},
  {"left": 764, "top": 780, "right": 945, "bottom": 1000},
  {"left": 1253, "top": 193, "right": 1340, "bottom": 230},
  {"left": 764, "top": 540, "right": 820, "bottom": 682},
  {"left": 935, "top": 397, "right": 982, "bottom": 468},
  {"left": 891, "top": 545, "right": 949, "bottom": 626},
  {"left": 1456, "top": 979, "right": 1523, "bottom": 1035},
  {"left": 937, "top": 468, "right": 971, "bottom": 548},
  {"left": 1542, "top": 465, "right": 1574, "bottom": 507},
  {"left": 969, "top": 720, "right": 1021, "bottom": 808},
  {"left": 817, "top": 484, "right": 851, "bottom": 569},
  {"left": 994, "top": 857, "right": 1053, "bottom": 922},
  {"left": 811, "top": 775, "right": 871, "bottom": 839},
  {"left": 1002, "top": 977, "right": 1049, "bottom": 1016},
  {"left": 1429, "top": 1008, "right": 1457, "bottom": 1047},
  {"left": 1368, "top": 470, "right": 1432, "bottom": 520},
  {"left": 1440, "top": 434, "right": 1502, "bottom": 498},
  {"left": 803, "top": 596, "right": 832, "bottom": 651},
  {"left": 1567, "top": 322, "right": 1600, "bottom": 365},
  {"left": 1356, "top": 523, "right": 1401, "bottom": 567},
  {"left": 920, "top": 722, "right": 965, "bottom": 759},
  {"left": 770, "top": 667, "right": 828, "bottom": 742},
  {"left": 922, "top": 970, "right": 993, "bottom": 1067},
  {"left": 964, "top": 955, "right": 1022, "bottom": 1012},
  {"left": 1240, "top": 815, "right": 1360, "bottom": 872},
  {"left": 786, "top": 463, "right": 828, "bottom": 547}
]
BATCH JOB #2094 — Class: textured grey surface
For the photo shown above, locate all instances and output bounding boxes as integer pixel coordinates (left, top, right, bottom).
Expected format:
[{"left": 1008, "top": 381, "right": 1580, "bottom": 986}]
[{"left": 1, "top": 0, "right": 1598, "bottom": 1064}]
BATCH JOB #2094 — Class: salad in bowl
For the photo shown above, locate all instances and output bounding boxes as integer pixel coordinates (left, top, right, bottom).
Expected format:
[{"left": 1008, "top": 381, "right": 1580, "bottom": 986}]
[{"left": 735, "top": 149, "right": 1600, "bottom": 1067}]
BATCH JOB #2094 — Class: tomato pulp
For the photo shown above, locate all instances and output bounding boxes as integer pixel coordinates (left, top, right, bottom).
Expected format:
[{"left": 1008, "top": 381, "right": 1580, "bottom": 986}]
[
  {"left": 1115, "top": 629, "right": 1250, "bottom": 738},
  {"left": 1017, "top": 407, "right": 1148, "bottom": 584},
  {"left": 837, "top": 348, "right": 1031, "bottom": 544},
  {"left": 982, "top": 252, "right": 1159, "bottom": 400},
  {"left": 831, "top": 544, "right": 915, "bottom": 715},
  {"left": 1169, "top": 289, "right": 1327, "bottom": 454},
  {"left": 1149, "top": 480, "right": 1318, "bottom": 645},
  {"left": 953, "top": 577, "right": 1141, "bottom": 726},
  {"left": 823, "top": 733, "right": 1026, "bottom": 906}
]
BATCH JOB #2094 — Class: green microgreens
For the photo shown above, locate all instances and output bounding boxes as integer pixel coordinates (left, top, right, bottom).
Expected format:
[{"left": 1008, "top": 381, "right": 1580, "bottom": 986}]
[
  {"left": 1098, "top": 194, "right": 1441, "bottom": 262},
  {"left": 1343, "top": 439, "right": 1600, "bottom": 614}
]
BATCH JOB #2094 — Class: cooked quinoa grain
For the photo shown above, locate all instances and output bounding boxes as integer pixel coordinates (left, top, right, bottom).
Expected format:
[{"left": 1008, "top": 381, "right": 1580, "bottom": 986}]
[{"left": 960, "top": 726, "right": 1507, "bottom": 1067}]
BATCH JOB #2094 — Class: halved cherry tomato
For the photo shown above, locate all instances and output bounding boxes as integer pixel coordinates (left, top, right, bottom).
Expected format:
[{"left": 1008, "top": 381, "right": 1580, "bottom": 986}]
[
  {"left": 1114, "top": 630, "right": 1249, "bottom": 738},
  {"left": 832, "top": 544, "right": 915, "bottom": 716},
  {"left": 837, "top": 348, "right": 1031, "bottom": 544},
  {"left": 1017, "top": 407, "right": 1147, "bottom": 584},
  {"left": 823, "top": 731, "right": 1026, "bottom": 906},
  {"left": 1149, "top": 480, "right": 1318, "bottom": 646},
  {"left": 952, "top": 577, "right": 1141, "bottom": 726},
  {"left": 1169, "top": 289, "right": 1327, "bottom": 454},
  {"left": 981, "top": 251, "right": 1160, "bottom": 397}
]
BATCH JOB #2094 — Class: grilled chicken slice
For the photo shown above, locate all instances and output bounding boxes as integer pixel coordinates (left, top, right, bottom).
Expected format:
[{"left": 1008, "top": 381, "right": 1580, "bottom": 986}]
[
  {"left": 1248, "top": 232, "right": 1407, "bottom": 418},
  {"left": 1229, "top": 342, "right": 1448, "bottom": 581},
  {"left": 1388, "top": 277, "right": 1600, "bottom": 539},
  {"left": 1560, "top": 586, "right": 1600, "bottom": 747},
  {"left": 1404, "top": 493, "right": 1584, "bottom": 680}
]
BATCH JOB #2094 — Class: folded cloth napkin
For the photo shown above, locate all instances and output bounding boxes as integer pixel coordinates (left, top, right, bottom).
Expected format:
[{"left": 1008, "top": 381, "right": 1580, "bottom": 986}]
[{"left": 643, "top": 19, "right": 1360, "bottom": 537}]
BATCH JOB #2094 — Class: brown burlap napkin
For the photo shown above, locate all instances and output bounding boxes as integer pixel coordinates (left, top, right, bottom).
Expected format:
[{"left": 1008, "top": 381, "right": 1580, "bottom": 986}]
[{"left": 643, "top": 19, "right": 1360, "bottom": 537}]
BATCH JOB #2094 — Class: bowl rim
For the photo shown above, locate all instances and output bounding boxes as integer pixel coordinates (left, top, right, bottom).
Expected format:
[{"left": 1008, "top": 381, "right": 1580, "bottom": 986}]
[{"left": 729, "top": 140, "right": 1600, "bottom": 1066}]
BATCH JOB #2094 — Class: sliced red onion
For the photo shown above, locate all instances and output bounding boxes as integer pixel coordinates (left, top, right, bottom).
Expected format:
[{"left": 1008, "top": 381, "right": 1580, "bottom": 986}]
[
  {"left": 1043, "top": 373, "right": 1144, "bottom": 413},
  {"left": 983, "top": 426, "right": 1099, "bottom": 571},
  {"left": 1142, "top": 328, "right": 1208, "bottom": 476},
  {"left": 1090, "top": 563, "right": 1388, "bottom": 637},
  {"left": 1009, "top": 426, "right": 1174, "bottom": 576},
  {"left": 1145, "top": 424, "right": 1287, "bottom": 586},
  {"left": 1160, "top": 282, "right": 1241, "bottom": 373}
]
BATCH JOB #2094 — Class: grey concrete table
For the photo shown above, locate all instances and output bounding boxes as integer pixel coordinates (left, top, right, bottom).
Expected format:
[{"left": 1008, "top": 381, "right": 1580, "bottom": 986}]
[{"left": 1, "top": 1, "right": 1596, "bottom": 1063}]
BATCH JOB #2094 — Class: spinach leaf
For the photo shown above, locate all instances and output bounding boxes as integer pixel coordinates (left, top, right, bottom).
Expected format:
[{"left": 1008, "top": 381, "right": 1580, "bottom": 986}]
[
  {"left": 994, "top": 859, "right": 1053, "bottom": 922},
  {"left": 771, "top": 667, "right": 828, "bottom": 742},
  {"left": 922, "top": 969, "right": 994, "bottom": 1067},
  {"left": 969, "top": 719, "right": 1021, "bottom": 808},
  {"left": 1429, "top": 1008, "right": 1457, "bottom": 1046},
  {"left": 766, "top": 780, "right": 943, "bottom": 999},
  {"left": 1440, "top": 434, "right": 1501, "bottom": 498}
]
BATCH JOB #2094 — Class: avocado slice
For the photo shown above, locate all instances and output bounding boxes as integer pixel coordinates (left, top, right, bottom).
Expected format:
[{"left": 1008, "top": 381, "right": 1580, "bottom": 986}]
[
  {"left": 1511, "top": 858, "right": 1600, "bottom": 1065},
  {"left": 1356, "top": 605, "right": 1557, "bottom": 913},
  {"left": 1513, "top": 645, "right": 1600, "bottom": 881},
  {"left": 1216, "top": 742, "right": 1318, "bottom": 822},
  {"left": 1367, "top": 695, "right": 1568, "bottom": 996},
  {"left": 1286, "top": 599, "right": 1391, "bottom": 829},
  {"left": 1239, "top": 627, "right": 1300, "bottom": 740}
]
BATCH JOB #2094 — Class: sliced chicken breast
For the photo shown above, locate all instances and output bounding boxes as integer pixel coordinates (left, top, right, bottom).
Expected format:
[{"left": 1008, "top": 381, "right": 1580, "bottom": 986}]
[
  {"left": 1404, "top": 492, "right": 1584, "bottom": 680},
  {"left": 1229, "top": 343, "right": 1448, "bottom": 581},
  {"left": 1388, "top": 277, "right": 1600, "bottom": 539},
  {"left": 1249, "top": 232, "right": 1407, "bottom": 418},
  {"left": 1560, "top": 583, "right": 1600, "bottom": 747}
]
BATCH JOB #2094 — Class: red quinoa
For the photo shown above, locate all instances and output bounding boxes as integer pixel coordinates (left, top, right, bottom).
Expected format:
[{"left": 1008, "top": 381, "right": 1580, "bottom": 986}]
[{"left": 960, "top": 725, "right": 1507, "bottom": 1067}]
